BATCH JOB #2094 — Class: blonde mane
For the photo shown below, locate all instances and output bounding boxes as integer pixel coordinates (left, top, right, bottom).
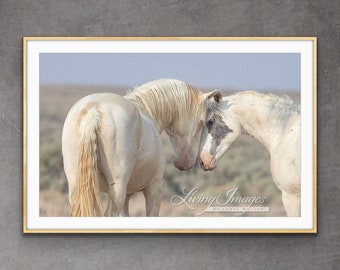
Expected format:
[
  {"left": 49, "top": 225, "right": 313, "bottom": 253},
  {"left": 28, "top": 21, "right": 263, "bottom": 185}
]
[{"left": 126, "top": 79, "right": 205, "bottom": 131}]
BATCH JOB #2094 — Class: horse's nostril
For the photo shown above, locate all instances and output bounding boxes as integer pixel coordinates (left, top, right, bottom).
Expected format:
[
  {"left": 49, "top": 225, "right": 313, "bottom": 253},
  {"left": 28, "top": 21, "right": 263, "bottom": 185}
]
[{"left": 199, "top": 159, "right": 204, "bottom": 168}]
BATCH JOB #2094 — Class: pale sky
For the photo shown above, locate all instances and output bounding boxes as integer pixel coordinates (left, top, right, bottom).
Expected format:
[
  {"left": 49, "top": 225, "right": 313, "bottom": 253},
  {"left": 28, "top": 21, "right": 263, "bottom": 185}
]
[{"left": 40, "top": 53, "right": 300, "bottom": 91}]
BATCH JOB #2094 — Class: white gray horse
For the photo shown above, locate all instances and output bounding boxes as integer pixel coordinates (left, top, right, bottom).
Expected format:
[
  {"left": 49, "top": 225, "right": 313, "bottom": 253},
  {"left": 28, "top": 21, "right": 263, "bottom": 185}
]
[{"left": 199, "top": 91, "right": 300, "bottom": 216}]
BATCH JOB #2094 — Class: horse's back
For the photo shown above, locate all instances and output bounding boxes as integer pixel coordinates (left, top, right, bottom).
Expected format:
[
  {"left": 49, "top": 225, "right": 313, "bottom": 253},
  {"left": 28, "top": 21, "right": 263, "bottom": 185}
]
[
  {"left": 65, "top": 93, "right": 137, "bottom": 123},
  {"left": 64, "top": 93, "right": 140, "bottom": 135}
]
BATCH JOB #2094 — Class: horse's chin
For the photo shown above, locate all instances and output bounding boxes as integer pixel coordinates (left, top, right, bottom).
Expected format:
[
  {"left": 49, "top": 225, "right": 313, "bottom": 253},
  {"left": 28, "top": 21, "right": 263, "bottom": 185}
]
[
  {"left": 203, "top": 166, "right": 216, "bottom": 172},
  {"left": 174, "top": 162, "right": 194, "bottom": 171},
  {"left": 200, "top": 162, "right": 217, "bottom": 171},
  {"left": 177, "top": 166, "right": 190, "bottom": 171}
]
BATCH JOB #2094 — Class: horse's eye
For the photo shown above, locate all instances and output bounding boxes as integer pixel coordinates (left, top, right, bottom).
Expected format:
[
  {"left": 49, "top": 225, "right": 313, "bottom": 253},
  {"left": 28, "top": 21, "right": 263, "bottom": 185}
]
[{"left": 207, "top": 119, "right": 214, "bottom": 126}]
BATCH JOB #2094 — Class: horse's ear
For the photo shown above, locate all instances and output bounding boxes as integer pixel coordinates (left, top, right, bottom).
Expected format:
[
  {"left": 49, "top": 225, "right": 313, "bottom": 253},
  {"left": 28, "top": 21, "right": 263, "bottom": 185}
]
[{"left": 203, "top": 90, "right": 222, "bottom": 106}]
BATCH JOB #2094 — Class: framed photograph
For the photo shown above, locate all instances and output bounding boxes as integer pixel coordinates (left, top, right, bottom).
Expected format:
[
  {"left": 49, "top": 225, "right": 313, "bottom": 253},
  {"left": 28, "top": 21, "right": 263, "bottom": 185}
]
[{"left": 23, "top": 37, "right": 317, "bottom": 233}]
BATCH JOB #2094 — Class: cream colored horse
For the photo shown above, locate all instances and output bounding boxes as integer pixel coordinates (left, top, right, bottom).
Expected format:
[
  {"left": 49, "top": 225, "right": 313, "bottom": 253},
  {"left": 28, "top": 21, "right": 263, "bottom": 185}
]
[
  {"left": 199, "top": 91, "right": 301, "bottom": 217},
  {"left": 62, "top": 79, "right": 220, "bottom": 217}
]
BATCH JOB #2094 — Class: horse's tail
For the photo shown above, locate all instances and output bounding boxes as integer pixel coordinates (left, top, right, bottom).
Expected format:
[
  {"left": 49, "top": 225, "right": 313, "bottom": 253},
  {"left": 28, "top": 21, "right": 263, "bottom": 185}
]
[{"left": 71, "top": 106, "right": 103, "bottom": 217}]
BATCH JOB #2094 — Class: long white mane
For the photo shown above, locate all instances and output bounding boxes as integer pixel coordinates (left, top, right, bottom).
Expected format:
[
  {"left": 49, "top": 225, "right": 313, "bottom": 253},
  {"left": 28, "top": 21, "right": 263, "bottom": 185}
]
[{"left": 126, "top": 79, "right": 205, "bottom": 131}]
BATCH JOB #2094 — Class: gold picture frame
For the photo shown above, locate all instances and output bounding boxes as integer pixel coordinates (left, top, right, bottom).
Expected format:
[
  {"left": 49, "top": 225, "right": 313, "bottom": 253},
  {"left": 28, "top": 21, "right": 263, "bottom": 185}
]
[{"left": 23, "top": 37, "right": 317, "bottom": 233}]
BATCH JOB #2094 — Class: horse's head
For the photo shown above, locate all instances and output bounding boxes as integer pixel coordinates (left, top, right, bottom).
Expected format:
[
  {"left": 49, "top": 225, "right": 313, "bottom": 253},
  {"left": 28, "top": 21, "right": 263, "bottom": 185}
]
[
  {"left": 199, "top": 95, "right": 242, "bottom": 171},
  {"left": 166, "top": 90, "right": 222, "bottom": 171}
]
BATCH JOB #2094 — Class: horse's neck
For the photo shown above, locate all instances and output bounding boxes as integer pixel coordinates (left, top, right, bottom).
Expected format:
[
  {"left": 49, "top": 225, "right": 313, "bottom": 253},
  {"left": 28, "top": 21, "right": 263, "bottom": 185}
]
[
  {"left": 138, "top": 105, "right": 170, "bottom": 132},
  {"left": 126, "top": 92, "right": 175, "bottom": 133},
  {"left": 227, "top": 93, "right": 288, "bottom": 152}
]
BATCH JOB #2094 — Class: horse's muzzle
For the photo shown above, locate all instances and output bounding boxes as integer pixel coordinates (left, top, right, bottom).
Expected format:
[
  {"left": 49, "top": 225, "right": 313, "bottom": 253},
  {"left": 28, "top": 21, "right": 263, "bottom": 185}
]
[{"left": 199, "top": 152, "right": 217, "bottom": 171}]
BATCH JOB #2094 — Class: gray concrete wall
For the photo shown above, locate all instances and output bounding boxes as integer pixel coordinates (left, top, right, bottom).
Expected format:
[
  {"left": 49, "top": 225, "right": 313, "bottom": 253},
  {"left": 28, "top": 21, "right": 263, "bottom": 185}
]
[{"left": 0, "top": 0, "right": 339, "bottom": 269}]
